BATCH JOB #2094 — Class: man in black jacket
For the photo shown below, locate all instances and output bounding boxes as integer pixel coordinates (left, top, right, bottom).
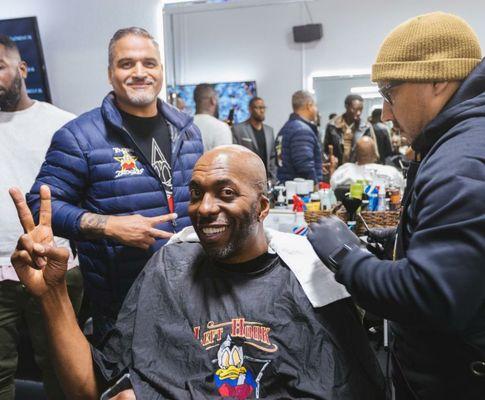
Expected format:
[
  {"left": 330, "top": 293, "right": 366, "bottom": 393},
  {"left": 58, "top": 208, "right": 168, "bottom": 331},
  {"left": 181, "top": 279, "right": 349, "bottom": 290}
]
[
  {"left": 370, "top": 108, "right": 392, "bottom": 164},
  {"left": 324, "top": 94, "right": 374, "bottom": 166},
  {"left": 232, "top": 97, "right": 276, "bottom": 181},
  {"left": 308, "top": 12, "right": 485, "bottom": 400}
]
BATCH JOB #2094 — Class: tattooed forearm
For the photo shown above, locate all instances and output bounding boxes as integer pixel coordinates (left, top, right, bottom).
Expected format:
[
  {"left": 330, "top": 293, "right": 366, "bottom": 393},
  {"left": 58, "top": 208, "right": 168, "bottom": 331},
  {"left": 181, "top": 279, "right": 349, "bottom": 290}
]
[{"left": 80, "top": 213, "right": 109, "bottom": 239}]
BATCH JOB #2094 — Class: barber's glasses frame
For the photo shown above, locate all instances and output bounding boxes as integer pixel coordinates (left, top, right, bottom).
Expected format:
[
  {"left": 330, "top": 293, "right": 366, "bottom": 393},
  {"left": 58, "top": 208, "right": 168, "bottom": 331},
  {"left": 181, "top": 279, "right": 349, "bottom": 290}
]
[{"left": 378, "top": 81, "right": 404, "bottom": 105}]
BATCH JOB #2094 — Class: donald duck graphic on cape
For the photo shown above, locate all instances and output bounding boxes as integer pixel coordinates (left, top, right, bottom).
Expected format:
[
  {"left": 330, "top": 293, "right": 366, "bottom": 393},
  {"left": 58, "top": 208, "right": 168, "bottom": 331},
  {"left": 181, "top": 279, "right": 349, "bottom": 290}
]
[{"left": 213, "top": 335, "right": 270, "bottom": 399}]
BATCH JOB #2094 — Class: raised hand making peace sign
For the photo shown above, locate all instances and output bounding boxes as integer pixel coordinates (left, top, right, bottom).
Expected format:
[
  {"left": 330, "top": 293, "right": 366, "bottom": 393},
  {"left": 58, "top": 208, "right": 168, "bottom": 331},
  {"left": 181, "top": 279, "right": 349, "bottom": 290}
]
[{"left": 9, "top": 185, "right": 69, "bottom": 298}]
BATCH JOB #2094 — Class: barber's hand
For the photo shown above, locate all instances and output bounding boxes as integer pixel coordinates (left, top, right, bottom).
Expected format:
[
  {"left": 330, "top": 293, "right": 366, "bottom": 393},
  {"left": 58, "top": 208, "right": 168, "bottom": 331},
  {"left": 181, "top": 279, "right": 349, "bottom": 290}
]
[
  {"left": 9, "top": 185, "right": 69, "bottom": 298},
  {"left": 366, "top": 227, "right": 396, "bottom": 260},
  {"left": 105, "top": 213, "right": 177, "bottom": 250},
  {"left": 110, "top": 389, "right": 136, "bottom": 399},
  {"left": 367, "top": 227, "right": 396, "bottom": 243},
  {"left": 307, "top": 216, "right": 360, "bottom": 272}
]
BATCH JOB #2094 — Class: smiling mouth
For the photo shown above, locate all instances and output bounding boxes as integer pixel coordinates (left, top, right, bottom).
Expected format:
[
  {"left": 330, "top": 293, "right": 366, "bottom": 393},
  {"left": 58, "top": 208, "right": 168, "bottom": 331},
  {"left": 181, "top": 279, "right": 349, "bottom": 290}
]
[
  {"left": 201, "top": 226, "right": 227, "bottom": 235},
  {"left": 129, "top": 84, "right": 152, "bottom": 88}
]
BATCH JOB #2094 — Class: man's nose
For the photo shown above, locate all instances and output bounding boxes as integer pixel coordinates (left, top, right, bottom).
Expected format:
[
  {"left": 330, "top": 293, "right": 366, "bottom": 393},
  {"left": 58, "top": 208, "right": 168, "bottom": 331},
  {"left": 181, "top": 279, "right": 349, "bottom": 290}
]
[
  {"left": 381, "top": 101, "right": 394, "bottom": 123},
  {"left": 198, "top": 193, "right": 219, "bottom": 216},
  {"left": 133, "top": 62, "right": 147, "bottom": 77}
]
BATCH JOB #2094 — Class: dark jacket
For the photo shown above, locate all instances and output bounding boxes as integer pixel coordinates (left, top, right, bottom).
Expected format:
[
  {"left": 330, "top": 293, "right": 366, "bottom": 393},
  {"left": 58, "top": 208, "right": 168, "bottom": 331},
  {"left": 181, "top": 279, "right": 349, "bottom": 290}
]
[
  {"left": 275, "top": 113, "right": 323, "bottom": 183},
  {"left": 27, "top": 93, "right": 203, "bottom": 318},
  {"left": 336, "top": 60, "right": 485, "bottom": 399},
  {"left": 373, "top": 122, "right": 392, "bottom": 164},
  {"left": 324, "top": 115, "right": 372, "bottom": 165},
  {"left": 232, "top": 120, "right": 276, "bottom": 181}
]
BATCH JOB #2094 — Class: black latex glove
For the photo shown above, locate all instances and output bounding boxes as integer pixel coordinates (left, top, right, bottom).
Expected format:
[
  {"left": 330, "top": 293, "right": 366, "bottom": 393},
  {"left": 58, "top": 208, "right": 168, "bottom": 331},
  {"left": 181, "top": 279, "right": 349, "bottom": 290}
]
[
  {"left": 367, "top": 227, "right": 396, "bottom": 244},
  {"left": 307, "top": 216, "right": 360, "bottom": 272},
  {"left": 366, "top": 227, "right": 396, "bottom": 260}
]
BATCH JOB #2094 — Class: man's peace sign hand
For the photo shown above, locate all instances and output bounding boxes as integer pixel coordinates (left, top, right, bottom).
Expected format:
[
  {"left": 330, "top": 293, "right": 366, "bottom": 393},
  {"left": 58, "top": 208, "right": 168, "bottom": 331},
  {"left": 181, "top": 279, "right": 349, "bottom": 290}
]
[{"left": 9, "top": 185, "right": 69, "bottom": 298}]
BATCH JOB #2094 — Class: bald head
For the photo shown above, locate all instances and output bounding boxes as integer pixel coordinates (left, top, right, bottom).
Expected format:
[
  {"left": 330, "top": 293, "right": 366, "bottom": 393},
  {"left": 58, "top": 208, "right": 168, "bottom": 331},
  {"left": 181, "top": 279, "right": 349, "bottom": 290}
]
[
  {"left": 195, "top": 145, "right": 267, "bottom": 195},
  {"left": 355, "top": 137, "right": 378, "bottom": 165}
]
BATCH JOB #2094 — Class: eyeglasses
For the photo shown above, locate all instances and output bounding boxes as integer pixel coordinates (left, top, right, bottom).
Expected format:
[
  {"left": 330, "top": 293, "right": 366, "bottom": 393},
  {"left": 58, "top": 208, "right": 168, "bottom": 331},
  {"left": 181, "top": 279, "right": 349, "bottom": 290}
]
[
  {"left": 252, "top": 106, "right": 267, "bottom": 110},
  {"left": 378, "top": 81, "right": 404, "bottom": 105}
]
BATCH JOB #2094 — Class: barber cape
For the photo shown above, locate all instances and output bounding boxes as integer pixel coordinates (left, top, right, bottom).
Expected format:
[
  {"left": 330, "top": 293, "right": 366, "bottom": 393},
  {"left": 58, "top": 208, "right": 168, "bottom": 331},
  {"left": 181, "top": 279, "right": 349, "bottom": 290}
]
[
  {"left": 167, "top": 226, "right": 350, "bottom": 307},
  {"left": 93, "top": 228, "right": 385, "bottom": 399}
]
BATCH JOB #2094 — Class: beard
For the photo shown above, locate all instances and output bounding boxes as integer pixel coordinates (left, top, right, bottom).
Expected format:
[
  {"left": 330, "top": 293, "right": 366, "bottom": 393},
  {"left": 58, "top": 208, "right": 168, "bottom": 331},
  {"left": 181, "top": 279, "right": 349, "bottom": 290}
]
[
  {"left": 124, "top": 78, "right": 158, "bottom": 106},
  {"left": 0, "top": 72, "right": 22, "bottom": 111},
  {"left": 203, "top": 205, "right": 260, "bottom": 261},
  {"left": 125, "top": 89, "right": 157, "bottom": 106}
]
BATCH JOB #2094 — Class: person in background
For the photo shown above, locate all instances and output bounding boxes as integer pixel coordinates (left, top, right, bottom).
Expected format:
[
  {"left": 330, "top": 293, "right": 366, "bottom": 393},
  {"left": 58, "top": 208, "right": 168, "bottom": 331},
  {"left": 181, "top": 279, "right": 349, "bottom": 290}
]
[
  {"left": 324, "top": 94, "right": 376, "bottom": 166},
  {"left": 27, "top": 27, "right": 203, "bottom": 344},
  {"left": 8, "top": 146, "right": 386, "bottom": 400},
  {"left": 232, "top": 96, "right": 276, "bottom": 181},
  {"left": 193, "top": 83, "right": 232, "bottom": 151},
  {"left": 175, "top": 95, "right": 186, "bottom": 113},
  {"left": 308, "top": 12, "right": 485, "bottom": 399},
  {"left": 0, "top": 34, "right": 83, "bottom": 400},
  {"left": 370, "top": 108, "right": 392, "bottom": 164},
  {"left": 318, "top": 113, "right": 339, "bottom": 182},
  {"left": 389, "top": 134, "right": 402, "bottom": 156},
  {"left": 385, "top": 134, "right": 411, "bottom": 172},
  {"left": 275, "top": 90, "right": 323, "bottom": 184},
  {"left": 330, "top": 136, "right": 404, "bottom": 189}
]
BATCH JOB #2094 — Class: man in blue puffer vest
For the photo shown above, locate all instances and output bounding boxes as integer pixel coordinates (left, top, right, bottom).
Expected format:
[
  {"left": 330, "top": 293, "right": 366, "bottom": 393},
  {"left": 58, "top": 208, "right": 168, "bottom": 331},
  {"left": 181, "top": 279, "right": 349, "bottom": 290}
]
[
  {"left": 27, "top": 27, "right": 203, "bottom": 342},
  {"left": 275, "top": 90, "right": 323, "bottom": 185}
]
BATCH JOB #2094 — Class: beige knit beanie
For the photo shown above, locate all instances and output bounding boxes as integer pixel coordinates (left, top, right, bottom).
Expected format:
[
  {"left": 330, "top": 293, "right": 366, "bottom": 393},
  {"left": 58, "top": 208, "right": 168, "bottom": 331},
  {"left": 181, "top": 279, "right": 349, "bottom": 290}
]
[{"left": 372, "top": 12, "right": 482, "bottom": 82}]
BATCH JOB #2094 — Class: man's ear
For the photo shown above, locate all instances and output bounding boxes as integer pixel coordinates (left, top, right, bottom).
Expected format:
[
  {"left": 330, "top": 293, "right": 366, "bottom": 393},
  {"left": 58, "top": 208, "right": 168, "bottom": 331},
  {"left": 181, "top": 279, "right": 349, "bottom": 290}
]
[
  {"left": 432, "top": 81, "right": 450, "bottom": 96},
  {"left": 432, "top": 81, "right": 461, "bottom": 111},
  {"left": 258, "top": 195, "right": 270, "bottom": 222},
  {"left": 108, "top": 67, "right": 113, "bottom": 85},
  {"left": 433, "top": 81, "right": 462, "bottom": 97},
  {"left": 19, "top": 61, "right": 28, "bottom": 80}
]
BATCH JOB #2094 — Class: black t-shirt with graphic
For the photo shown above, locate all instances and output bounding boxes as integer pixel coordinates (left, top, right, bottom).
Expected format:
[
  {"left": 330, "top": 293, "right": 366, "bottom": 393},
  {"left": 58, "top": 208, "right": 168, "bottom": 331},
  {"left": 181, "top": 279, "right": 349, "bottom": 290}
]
[
  {"left": 92, "top": 243, "right": 385, "bottom": 399},
  {"left": 120, "top": 110, "right": 173, "bottom": 199}
]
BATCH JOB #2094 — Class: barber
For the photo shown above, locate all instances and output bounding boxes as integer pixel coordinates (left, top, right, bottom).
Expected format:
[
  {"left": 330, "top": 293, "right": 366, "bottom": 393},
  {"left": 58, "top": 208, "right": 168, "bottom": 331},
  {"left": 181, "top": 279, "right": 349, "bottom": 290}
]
[{"left": 308, "top": 12, "right": 485, "bottom": 400}]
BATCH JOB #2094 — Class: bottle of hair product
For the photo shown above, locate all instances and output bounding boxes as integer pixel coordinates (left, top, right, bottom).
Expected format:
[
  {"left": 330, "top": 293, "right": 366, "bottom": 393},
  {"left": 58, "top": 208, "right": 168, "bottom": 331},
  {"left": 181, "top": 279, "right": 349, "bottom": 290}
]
[{"left": 377, "top": 185, "right": 387, "bottom": 211}]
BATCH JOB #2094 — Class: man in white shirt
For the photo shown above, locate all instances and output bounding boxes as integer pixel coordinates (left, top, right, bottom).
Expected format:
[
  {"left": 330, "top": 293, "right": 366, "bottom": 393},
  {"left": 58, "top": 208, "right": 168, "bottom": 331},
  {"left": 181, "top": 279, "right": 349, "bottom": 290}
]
[
  {"left": 330, "top": 136, "right": 404, "bottom": 189},
  {"left": 0, "top": 34, "right": 82, "bottom": 400},
  {"left": 193, "top": 83, "right": 232, "bottom": 151}
]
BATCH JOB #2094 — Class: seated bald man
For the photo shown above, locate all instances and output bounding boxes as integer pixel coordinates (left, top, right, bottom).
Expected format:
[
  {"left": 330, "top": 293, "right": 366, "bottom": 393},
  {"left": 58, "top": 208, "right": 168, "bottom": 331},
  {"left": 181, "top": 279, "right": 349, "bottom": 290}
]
[
  {"left": 330, "top": 136, "right": 404, "bottom": 189},
  {"left": 9, "top": 145, "right": 385, "bottom": 399}
]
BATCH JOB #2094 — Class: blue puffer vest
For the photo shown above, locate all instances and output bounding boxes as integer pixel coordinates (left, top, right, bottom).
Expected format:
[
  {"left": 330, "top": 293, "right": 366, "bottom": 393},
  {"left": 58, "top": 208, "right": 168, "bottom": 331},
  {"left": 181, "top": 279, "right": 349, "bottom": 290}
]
[{"left": 28, "top": 93, "right": 203, "bottom": 317}]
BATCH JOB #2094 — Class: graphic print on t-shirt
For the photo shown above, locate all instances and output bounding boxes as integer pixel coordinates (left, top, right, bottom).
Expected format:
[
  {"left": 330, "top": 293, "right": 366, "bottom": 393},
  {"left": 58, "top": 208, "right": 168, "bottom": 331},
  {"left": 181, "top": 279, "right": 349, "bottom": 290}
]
[
  {"left": 193, "top": 318, "right": 276, "bottom": 399},
  {"left": 113, "top": 147, "right": 144, "bottom": 178},
  {"left": 151, "top": 138, "right": 172, "bottom": 197}
]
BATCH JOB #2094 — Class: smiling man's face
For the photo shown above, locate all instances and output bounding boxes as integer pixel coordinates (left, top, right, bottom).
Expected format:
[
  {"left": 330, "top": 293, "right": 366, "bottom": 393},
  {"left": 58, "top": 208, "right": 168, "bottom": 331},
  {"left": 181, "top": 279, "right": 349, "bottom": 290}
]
[
  {"left": 188, "top": 147, "right": 269, "bottom": 263},
  {"left": 108, "top": 34, "right": 162, "bottom": 110}
]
